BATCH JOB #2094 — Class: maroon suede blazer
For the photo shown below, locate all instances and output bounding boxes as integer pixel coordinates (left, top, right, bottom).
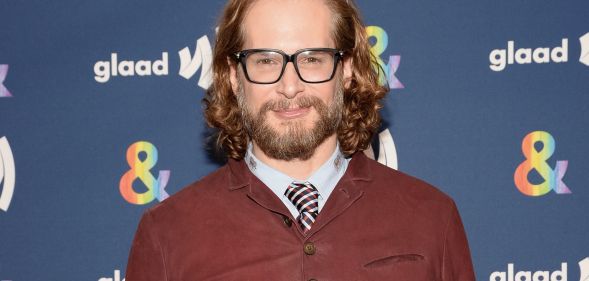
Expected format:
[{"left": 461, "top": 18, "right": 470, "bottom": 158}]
[{"left": 126, "top": 153, "right": 475, "bottom": 280}]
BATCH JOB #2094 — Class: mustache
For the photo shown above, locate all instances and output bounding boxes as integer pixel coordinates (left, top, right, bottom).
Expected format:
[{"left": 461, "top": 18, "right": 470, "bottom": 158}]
[{"left": 259, "top": 96, "right": 324, "bottom": 112}]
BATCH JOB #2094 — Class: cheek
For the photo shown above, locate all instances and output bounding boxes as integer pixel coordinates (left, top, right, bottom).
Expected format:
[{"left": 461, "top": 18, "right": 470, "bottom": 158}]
[
  {"left": 243, "top": 84, "right": 274, "bottom": 109},
  {"left": 309, "top": 83, "right": 338, "bottom": 103}
]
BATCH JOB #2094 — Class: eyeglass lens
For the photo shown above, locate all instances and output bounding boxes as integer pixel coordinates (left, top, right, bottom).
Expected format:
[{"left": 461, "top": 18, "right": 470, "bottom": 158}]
[{"left": 243, "top": 50, "right": 337, "bottom": 83}]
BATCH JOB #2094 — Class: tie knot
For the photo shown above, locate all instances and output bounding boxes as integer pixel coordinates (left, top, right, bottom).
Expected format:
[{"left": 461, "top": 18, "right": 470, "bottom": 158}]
[{"left": 284, "top": 181, "right": 319, "bottom": 232}]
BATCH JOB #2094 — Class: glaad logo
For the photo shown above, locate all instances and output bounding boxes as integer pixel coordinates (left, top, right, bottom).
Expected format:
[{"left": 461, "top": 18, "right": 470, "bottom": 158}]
[
  {"left": 364, "top": 129, "right": 398, "bottom": 170},
  {"left": 490, "top": 262, "right": 567, "bottom": 281},
  {"left": 93, "top": 34, "right": 214, "bottom": 90},
  {"left": 514, "top": 131, "right": 570, "bottom": 196},
  {"left": 491, "top": 258, "right": 589, "bottom": 281},
  {"left": 0, "top": 136, "right": 16, "bottom": 212},
  {"left": 98, "top": 269, "right": 125, "bottom": 281},
  {"left": 93, "top": 53, "right": 169, "bottom": 83},
  {"left": 579, "top": 32, "right": 589, "bottom": 67},
  {"left": 119, "top": 141, "right": 170, "bottom": 205},
  {"left": 366, "top": 26, "right": 404, "bottom": 89},
  {"left": 0, "top": 64, "right": 13, "bottom": 98},
  {"left": 489, "top": 39, "right": 568, "bottom": 71}
]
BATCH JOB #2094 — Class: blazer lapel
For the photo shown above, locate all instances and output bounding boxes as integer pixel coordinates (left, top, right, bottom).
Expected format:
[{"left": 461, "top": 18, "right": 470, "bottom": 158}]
[
  {"left": 305, "top": 153, "right": 372, "bottom": 237},
  {"left": 227, "top": 158, "right": 293, "bottom": 219}
]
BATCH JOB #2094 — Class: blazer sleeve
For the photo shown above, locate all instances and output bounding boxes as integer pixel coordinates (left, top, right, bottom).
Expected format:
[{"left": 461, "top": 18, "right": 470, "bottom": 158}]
[
  {"left": 442, "top": 201, "right": 476, "bottom": 281},
  {"left": 126, "top": 210, "right": 167, "bottom": 281}
]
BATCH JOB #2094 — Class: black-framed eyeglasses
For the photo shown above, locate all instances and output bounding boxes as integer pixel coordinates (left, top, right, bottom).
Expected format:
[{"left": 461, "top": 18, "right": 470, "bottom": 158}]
[{"left": 232, "top": 48, "right": 344, "bottom": 84}]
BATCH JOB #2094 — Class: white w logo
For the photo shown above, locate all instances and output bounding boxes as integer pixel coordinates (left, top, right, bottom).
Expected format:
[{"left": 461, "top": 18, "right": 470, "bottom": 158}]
[
  {"left": 580, "top": 257, "right": 589, "bottom": 281},
  {"left": 364, "top": 129, "right": 398, "bottom": 170},
  {"left": 580, "top": 32, "right": 589, "bottom": 67},
  {"left": 178, "top": 35, "right": 213, "bottom": 90},
  {"left": 0, "top": 136, "right": 15, "bottom": 212}
]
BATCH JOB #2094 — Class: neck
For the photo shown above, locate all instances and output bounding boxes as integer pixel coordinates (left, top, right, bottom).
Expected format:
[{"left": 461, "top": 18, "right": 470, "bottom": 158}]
[{"left": 251, "top": 134, "right": 338, "bottom": 180}]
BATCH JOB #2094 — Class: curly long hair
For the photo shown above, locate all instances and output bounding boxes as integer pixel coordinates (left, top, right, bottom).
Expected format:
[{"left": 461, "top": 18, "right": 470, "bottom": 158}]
[{"left": 204, "top": 0, "right": 388, "bottom": 160}]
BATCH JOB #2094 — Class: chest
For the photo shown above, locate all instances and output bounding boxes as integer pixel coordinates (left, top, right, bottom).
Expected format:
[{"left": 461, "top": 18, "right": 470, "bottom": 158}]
[{"left": 159, "top": 194, "right": 444, "bottom": 281}]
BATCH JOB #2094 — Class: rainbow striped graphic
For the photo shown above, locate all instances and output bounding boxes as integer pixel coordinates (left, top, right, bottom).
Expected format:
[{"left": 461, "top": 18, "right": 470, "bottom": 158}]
[
  {"left": 119, "top": 141, "right": 170, "bottom": 205},
  {"left": 0, "top": 65, "right": 13, "bottom": 98},
  {"left": 514, "top": 131, "right": 570, "bottom": 196},
  {"left": 366, "top": 26, "right": 404, "bottom": 89}
]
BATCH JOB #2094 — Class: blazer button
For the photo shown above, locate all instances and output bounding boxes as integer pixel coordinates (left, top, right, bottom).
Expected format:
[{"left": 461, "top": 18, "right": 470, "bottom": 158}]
[
  {"left": 308, "top": 279, "right": 318, "bottom": 281},
  {"left": 303, "top": 242, "right": 316, "bottom": 255},
  {"left": 283, "top": 216, "right": 292, "bottom": 227}
]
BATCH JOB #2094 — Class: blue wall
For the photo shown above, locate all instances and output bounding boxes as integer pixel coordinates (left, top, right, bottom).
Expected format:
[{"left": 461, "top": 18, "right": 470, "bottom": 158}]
[{"left": 1, "top": 0, "right": 588, "bottom": 280}]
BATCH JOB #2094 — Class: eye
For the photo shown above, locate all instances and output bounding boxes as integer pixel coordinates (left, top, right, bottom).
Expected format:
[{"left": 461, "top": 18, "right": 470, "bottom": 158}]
[
  {"left": 298, "top": 51, "right": 332, "bottom": 65},
  {"left": 306, "top": 57, "right": 322, "bottom": 63},
  {"left": 256, "top": 58, "right": 278, "bottom": 65}
]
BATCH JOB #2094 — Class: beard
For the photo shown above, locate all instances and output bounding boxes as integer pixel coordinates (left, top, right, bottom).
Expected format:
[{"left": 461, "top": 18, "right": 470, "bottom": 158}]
[{"left": 237, "top": 76, "right": 344, "bottom": 161}]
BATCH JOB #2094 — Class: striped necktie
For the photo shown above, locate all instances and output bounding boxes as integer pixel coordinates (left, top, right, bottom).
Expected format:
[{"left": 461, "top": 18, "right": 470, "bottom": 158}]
[{"left": 284, "top": 181, "right": 319, "bottom": 232}]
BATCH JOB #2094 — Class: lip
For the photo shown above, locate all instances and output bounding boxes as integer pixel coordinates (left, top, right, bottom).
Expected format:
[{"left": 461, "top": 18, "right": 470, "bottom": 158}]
[{"left": 272, "top": 107, "right": 311, "bottom": 119}]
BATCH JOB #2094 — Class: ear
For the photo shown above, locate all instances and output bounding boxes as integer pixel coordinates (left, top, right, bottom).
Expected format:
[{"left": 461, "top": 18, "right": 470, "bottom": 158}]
[
  {"left": 228, "top": 57, "right": 239, "bottom": 95},
  {"left": 342, "top": 56, "right": 353, "bottom": 89}
]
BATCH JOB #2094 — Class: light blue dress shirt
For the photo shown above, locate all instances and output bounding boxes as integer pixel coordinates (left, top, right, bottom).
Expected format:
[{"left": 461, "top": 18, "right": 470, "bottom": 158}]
[{"left": 244, "top": 143, "right": 350, "bottom": 219}]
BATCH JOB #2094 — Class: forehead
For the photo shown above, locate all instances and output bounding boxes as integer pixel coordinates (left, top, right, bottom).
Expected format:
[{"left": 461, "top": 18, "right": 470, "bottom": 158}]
[{"left": 241, "top": 0, "right": 335, "bottom": 52}]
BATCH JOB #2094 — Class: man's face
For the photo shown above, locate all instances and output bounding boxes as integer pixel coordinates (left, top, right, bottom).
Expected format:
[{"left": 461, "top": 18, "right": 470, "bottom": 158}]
[{"left": 230, "top": 0, "right": 352, "bottom": 160}]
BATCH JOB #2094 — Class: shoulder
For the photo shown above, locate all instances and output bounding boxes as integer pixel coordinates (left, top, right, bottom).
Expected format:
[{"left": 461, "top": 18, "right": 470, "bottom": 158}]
[
  {"left": 144, "top": 163, "right": 234, "bottom": 221},
  {"left": 350, "top": 153, "right": 457, "bottom": 213}
]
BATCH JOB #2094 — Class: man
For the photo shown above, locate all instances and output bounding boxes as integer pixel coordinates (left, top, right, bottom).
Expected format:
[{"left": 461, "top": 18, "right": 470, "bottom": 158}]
[{"left": 126, "top": 0, "right": 475, "bottom": 280}]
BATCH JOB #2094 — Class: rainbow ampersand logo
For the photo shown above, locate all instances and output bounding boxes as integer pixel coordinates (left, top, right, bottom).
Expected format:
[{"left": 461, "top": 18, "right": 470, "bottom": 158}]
[
  {"left": 366, "top": 26, "right": 404, "bottom": 89},
  {"left": 119, "top": 141, "right": 170, "bottom": 205},
  {"left": 514, "top": 131, "right": 570, "bottom": 196}
]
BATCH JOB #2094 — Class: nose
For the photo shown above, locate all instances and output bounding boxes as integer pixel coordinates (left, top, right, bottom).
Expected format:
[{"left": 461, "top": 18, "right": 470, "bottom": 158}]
[{"left": 276, "top": 62, "right": 304, "bottom": 99}]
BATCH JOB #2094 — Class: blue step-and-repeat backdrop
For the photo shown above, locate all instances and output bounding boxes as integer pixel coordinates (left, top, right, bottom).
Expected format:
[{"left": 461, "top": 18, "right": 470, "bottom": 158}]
[{"left": 1, "top": 0, "right": 588, "bottom": 280}]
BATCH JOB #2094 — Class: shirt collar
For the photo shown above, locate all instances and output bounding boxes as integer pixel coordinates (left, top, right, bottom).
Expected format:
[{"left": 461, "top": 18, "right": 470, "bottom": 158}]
[{"left": 244, "top": 143, "right": 347, "bottom": 198}]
